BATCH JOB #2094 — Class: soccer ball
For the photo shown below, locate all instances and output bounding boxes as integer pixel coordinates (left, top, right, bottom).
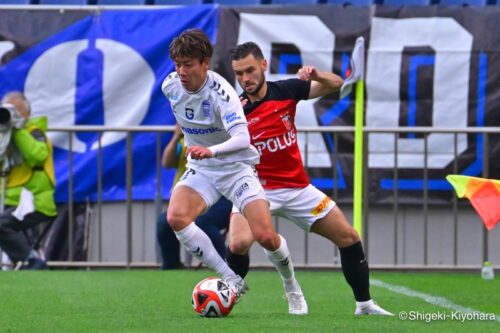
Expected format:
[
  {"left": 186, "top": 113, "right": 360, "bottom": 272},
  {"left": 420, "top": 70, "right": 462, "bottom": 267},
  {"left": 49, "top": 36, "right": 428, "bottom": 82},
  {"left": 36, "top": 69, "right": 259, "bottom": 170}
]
[{"left": 192, "top": 277, "right": 236, "bottom": 317}]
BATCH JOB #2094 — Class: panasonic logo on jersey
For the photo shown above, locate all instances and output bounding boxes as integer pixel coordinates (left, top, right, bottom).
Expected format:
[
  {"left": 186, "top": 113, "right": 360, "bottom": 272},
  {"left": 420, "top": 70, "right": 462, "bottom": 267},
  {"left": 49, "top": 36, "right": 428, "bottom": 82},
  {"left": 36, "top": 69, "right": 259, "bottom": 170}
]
[
  {"left": 253, "top": 130, "right": 297, "bottom": 155},
  {"left": 181, "top": 126, "right": 222, "bottom": 134}
]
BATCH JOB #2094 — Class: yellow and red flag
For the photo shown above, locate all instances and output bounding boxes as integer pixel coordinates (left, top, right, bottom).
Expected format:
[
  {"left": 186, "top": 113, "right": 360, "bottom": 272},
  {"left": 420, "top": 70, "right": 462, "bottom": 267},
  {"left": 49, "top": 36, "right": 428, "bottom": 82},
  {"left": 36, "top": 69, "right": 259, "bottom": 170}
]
[{"left": 446, "top": 175, "right": 500, "bottom": 230}]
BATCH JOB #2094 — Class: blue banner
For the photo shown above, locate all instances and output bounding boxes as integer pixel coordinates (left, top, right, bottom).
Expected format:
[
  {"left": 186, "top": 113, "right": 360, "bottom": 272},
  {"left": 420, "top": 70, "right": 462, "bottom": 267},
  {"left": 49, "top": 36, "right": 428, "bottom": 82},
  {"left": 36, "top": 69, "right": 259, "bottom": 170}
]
[{"left": 0, "top": 6, "right": 219, "bottom": 202}]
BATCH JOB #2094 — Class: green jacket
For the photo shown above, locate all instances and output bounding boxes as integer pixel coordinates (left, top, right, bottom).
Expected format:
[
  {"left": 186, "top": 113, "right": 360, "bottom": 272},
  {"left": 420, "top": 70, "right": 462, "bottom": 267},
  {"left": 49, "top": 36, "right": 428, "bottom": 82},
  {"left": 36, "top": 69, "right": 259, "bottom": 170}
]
[{"left": 5, "top": 116, "right": 57, "bottom": 217}]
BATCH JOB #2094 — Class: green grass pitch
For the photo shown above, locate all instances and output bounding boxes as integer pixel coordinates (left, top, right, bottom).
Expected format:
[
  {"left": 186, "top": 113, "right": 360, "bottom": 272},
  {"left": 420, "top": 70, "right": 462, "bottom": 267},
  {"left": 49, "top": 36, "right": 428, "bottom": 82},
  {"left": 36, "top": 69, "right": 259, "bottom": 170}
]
[{"left": 0, "top": 270, "right": 498, "bottom": 333}]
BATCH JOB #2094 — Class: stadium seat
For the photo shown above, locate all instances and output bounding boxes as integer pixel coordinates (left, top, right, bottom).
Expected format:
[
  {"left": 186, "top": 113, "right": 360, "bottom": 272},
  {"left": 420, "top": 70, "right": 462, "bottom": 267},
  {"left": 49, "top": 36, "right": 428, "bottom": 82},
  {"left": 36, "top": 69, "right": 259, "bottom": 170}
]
[
  {"left": 39, "top": 0, "right": 88, "bottom": 4},
  {"left": 325, "top": 0, "right": 374, "bottom": 5},
  {"left": 382, "top": 0, "right": 431, "bottom": 5},
  {"left": 154, "top": 0, "right": 206, "bottom": 4},
  {"left": 97, "top": 0, "right": 147, "bottom": 4},
  {"left": 0, "top": 0, "right": 32, "bottom": 4},
  {"left": 438, "top": 0, "right": 486, "bottom": 5},
  {"left": 269, "top": 0, "right": 320, "bottom": 4},
  {"left": 213, "top": 0, "right": 262, "bottom": 5}
]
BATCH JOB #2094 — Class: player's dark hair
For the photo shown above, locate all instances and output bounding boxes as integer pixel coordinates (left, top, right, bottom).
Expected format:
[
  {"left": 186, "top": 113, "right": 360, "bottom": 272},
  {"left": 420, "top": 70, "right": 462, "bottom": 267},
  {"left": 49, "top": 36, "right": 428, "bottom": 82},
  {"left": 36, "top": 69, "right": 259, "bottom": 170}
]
[
  {"left": 169, "top": 29, "right": 213, "bottom": 63},
  {"left": 230, "top": 42, "right": 264, "bottom": 61}
]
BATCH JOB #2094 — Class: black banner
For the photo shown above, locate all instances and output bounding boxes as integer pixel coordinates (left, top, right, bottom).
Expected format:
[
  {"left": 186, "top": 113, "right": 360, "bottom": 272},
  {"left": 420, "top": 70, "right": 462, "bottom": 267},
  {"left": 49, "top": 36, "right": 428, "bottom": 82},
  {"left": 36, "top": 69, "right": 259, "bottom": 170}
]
[{"left": 213, "top": 5, "right": 500, "bottom": 204}]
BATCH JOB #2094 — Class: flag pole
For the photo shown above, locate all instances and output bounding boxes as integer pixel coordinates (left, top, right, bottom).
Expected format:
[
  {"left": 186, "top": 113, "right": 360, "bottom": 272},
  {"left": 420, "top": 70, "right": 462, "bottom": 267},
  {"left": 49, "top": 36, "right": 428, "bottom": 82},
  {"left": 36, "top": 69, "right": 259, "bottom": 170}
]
[
  {"left": 353, "top": 78, "right": 365, "bottom": 240},
  {"left": 340, "top": 37, "right": 365, "bottom": 239}
]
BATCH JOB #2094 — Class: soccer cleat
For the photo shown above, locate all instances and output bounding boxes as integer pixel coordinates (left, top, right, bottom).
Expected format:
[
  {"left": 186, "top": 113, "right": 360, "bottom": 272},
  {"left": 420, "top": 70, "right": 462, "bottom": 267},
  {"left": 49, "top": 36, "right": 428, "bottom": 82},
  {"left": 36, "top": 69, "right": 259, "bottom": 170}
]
[
  {"left": 223, "top": 275, "right": 248, "bottom": 303},
  {"left": 355, "top": 301, "right": 394, "bottom": 316},
  {"left": 285, "top": 290, "right": 308, "bottom": 315}
]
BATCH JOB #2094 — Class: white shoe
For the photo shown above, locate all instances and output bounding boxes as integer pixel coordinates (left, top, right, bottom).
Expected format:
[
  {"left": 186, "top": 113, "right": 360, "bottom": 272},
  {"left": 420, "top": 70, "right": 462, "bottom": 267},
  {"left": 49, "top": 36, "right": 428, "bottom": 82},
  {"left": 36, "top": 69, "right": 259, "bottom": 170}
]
[
  {"left": 285, "top": 290, "right": 308, "bottom": 315},
  {"left": 223, "top": 275, "right": 248, "bottom": 303},
  {"left": 355, "top": 300, "right": 393, "bottom": 316}
]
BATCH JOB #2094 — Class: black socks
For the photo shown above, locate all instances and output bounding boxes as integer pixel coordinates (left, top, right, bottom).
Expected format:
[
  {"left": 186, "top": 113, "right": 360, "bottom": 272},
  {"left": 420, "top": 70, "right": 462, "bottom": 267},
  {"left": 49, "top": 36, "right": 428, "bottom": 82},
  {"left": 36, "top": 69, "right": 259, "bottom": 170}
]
[
  {"left": 339, "top": 241, "right": 371, "bottom": 302},
  {"left": 226, "top": 249, "right": 250, "bottom": 278}
]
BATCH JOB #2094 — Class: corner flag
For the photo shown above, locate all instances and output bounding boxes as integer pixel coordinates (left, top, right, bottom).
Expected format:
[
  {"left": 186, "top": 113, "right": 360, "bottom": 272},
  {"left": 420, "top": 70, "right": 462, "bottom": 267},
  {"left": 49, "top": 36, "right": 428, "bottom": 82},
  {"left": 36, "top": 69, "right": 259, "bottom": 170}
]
[
  {"left": 446, "top": 175, "right": 500, "bottom": 230},
  {"left": 340, "top": 37, "right": 365, "bottom": 99}
]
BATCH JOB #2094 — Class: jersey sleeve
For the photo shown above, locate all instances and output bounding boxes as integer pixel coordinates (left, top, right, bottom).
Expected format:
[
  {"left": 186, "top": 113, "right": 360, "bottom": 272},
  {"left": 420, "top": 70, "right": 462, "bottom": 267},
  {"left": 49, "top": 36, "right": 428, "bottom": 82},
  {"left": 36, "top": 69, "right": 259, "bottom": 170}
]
[{"left": 282, "top": 78, "right": 311, "bottom": 102}]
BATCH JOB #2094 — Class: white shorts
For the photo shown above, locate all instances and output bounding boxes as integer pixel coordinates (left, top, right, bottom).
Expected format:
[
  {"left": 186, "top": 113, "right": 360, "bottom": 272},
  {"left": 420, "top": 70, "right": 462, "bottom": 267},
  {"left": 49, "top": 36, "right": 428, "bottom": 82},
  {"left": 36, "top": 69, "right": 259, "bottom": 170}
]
[
  {"left": 175, "top": 162, "right": 267, "bottom": 213},
  {"left": 232, "top": 184, "right": 336, "bottom": 231}
]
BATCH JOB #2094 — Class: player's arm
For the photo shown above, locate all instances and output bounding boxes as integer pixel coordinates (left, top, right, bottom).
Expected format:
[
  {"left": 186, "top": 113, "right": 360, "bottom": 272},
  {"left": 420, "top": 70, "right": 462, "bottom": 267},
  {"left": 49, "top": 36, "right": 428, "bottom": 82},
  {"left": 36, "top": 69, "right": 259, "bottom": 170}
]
[
  {"left": 297, "top": 66, "right": 344, "bottom": 99},
  {"left": 186, "top": 124, "right": 250, "bottom": 160},
  {"left": 209, "top": 124, "right": 250, "bottom": 157},
  {"left": 162, "top": 125, "right": 183, "bottom": 168}
]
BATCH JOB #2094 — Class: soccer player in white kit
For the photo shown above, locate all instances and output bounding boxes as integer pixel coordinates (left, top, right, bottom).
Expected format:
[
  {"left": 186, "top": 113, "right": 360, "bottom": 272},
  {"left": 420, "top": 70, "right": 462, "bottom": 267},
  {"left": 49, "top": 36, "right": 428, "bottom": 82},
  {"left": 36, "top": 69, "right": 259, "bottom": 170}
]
[
  {"left": 226, "top": 42, "right": 393, "bottom": 316},
  {"left": 161, "top": 29, "right": 304, "bottom": 305}
]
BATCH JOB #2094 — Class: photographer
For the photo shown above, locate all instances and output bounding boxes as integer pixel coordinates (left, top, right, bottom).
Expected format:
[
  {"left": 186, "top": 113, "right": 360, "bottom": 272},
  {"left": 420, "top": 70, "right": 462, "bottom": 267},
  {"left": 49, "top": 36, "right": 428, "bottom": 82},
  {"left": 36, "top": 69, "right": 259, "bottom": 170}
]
[{"left": 0, "top": 92, "right": 57, "bottom": 270}]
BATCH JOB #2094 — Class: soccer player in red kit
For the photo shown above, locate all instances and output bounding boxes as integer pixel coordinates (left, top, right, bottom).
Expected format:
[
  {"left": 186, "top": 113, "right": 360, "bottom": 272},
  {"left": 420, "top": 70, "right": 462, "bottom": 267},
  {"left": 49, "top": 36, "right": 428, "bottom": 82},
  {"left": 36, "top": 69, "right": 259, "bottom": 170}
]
[{"left": 227, "top": 42, "right": 393, "bottom": 316}]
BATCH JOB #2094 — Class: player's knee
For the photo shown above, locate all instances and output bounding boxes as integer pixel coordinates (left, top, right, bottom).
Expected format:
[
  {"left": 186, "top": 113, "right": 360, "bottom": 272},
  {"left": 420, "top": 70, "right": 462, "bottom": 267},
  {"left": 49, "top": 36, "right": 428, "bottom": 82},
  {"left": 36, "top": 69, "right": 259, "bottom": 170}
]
[
  {"left": 338, "top": 227, "right": 360, "bottom": 247},
  {"left": 166, "top": 210, "right": 190, "bottom": 231},
  {"left": 228, "top": 238, "right": 251, "bottom": 255},
  {"left": 253, "top": 230, "right": 277, "bottom": 250}
]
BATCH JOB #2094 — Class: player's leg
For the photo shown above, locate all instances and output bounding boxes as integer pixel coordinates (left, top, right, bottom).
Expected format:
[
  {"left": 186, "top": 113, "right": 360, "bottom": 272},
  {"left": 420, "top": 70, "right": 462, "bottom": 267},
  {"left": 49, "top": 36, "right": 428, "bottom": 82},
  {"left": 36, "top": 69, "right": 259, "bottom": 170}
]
[
  {"left": 242, "top": 199, "right": 307, "bottom": 315},
  {"left": 169, "top": 168, "right": 247, "bottom": 300},
  {"left": 311, "top": 206, "right": 392, "bottom": 315},
  {"left": 310, "top": 206, "right": 367, "bottom": 297},
  {"left": 226, "top": 166, "right": 307, "bottom": 314},
  {"left": 167, "top": 184, "right": 236, "bottom": 281},
  {"left": 226, "top": 211, "right": 253, "bottom": 278},
  {"left": 284, "top": 185, "right": 392, "bottom": 316}
]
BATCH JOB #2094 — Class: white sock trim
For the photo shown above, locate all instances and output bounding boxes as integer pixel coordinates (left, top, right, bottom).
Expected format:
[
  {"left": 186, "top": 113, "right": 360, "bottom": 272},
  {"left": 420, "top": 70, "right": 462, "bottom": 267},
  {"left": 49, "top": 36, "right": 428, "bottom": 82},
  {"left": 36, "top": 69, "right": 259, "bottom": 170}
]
[{"left": 174, "top": 222, "right": 197, "bottom": 241}]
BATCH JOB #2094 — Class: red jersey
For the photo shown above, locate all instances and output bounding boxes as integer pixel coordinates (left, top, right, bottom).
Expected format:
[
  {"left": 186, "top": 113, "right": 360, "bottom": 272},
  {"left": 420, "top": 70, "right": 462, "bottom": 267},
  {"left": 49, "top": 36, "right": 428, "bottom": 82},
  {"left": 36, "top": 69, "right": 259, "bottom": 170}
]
[{"left": 242, "top": 79, "right": 311, "bottom": 189}]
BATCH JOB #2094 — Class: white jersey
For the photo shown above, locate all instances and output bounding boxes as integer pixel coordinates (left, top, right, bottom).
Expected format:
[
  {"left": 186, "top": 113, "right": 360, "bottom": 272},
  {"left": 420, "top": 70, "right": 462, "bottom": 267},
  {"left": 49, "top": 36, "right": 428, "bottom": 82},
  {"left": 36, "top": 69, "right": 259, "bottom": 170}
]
[{"left": 162, "top": 70, "right": 259, "bottom": 167}]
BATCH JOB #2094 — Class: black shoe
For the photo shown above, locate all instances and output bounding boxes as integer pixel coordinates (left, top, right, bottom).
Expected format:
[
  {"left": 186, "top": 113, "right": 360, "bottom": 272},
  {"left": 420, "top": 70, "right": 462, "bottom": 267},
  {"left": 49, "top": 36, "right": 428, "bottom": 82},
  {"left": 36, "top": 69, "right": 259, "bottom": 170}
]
[{"left": 21, "top": 258, "right": 48, "bottom": 270}]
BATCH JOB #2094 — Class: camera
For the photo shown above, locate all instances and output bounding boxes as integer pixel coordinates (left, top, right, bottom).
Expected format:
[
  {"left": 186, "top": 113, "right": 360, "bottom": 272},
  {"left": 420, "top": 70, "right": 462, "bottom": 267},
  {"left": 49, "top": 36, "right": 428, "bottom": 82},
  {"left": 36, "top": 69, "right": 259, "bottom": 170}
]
[
  {"left": 0, "top": 104, "right": 25, "bottom": 129},
  {"left": 0, "top": 104, "right": 14, "bottom": 125}
]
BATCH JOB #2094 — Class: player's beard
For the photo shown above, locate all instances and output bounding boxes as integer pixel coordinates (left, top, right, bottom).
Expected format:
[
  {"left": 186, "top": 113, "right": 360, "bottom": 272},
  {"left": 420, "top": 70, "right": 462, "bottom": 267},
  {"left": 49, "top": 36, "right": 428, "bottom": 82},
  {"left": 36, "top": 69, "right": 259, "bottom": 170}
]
[{"left": 243, "top": 74, "right": 265, "bottom": 98}]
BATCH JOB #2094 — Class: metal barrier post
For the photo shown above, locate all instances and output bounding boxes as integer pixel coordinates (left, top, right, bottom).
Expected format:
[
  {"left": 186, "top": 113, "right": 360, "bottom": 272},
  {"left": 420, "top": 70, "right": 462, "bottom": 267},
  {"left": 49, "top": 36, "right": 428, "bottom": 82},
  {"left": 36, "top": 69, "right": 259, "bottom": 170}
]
[
  {"left": 453, "top": 132, "right": 458, "bottom": 266},
  {"left": 97, "top": 133, "right": 103, "bottom": 262},
  {"left": 423, "top": 135, "right": 429, "bottom": 266},
  {"left": 393, "top": 132, "right": 398, "bottom": 265},
  {"left": 482, "top": 133, "right": 489, "bottom": 263},
  {"left": 126, "top": 132, "right": 133, "bottom": 268},
  {"left": 68, "top": 131, "right": 74, "bottom": 261}
]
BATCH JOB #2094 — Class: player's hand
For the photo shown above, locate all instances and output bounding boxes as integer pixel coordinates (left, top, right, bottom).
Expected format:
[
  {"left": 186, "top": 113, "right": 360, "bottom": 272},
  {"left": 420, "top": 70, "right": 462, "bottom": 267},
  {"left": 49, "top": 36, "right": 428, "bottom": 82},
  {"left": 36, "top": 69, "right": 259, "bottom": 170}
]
[
  {"left": 297, "top": 66, "right": 318, "bottom": 81},
  {"left": 186, "top": 146, "right": 213, "bottom": 160},
  {"left": 240, "top": 96, "right": 248, "bottom": 108}
]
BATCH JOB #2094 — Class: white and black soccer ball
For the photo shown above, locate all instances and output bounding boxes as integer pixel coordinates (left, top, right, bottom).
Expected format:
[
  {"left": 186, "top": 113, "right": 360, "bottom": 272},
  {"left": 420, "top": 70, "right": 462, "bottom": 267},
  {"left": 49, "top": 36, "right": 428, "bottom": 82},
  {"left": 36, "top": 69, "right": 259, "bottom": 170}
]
[{"left": 192, "top": 277, "right": 236, "bottom": 317}]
